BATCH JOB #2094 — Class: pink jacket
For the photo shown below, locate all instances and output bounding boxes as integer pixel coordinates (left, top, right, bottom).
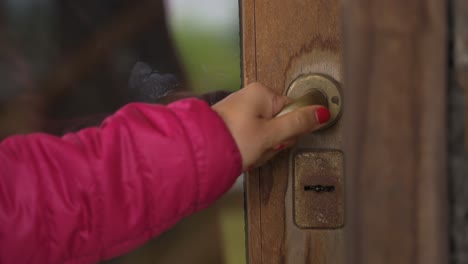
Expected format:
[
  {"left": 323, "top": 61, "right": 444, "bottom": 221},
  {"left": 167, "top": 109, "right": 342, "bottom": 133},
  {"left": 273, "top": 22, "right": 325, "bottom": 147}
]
[{"left": 0, "top": 99, "right": 242, "bottom": 264}]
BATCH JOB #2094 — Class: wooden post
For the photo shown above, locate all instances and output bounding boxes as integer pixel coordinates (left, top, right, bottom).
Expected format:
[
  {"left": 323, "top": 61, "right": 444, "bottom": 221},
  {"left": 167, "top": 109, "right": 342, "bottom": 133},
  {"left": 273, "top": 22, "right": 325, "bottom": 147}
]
[
  {"left": 452, "top": 0, "right": 468, "bottom": 261},
  {"left": 343, "top": 1, "right": 449, "bottom": 263}
]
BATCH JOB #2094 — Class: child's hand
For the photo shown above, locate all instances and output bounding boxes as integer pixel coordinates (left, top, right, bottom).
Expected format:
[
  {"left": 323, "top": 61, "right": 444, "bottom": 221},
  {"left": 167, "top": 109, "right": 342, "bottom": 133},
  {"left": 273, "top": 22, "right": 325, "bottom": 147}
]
[{"left": 212, "top": 82, "right": 330, "bottom": 170}]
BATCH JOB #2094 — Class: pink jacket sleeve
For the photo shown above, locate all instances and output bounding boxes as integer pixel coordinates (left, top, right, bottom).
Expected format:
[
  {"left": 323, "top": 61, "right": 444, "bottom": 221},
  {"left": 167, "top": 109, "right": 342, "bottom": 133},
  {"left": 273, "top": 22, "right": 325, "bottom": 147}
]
[{"left": 0, "top": 98, "right": 242, "bottom": 264}]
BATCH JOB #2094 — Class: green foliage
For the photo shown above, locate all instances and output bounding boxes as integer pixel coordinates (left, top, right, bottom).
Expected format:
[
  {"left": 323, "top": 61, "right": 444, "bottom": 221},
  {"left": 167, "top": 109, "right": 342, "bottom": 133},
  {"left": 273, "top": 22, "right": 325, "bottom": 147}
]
[{"left": 172, "top": 27, "right": 241, "bottom": 93}]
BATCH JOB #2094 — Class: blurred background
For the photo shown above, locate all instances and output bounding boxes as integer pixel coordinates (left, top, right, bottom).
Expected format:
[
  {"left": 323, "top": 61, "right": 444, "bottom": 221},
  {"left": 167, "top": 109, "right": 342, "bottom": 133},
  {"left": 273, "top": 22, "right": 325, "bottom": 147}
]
[
  {"left": 0, "top": 0, "right": 245, "bottom": 263},
  {"left": 166, "top": 0, "right": 241, "bottom": 93}
]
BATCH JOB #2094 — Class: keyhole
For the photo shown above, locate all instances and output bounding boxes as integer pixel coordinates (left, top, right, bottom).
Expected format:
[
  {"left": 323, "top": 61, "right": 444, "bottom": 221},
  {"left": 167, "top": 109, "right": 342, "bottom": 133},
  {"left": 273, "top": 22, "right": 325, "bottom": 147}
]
[{"left": 304, "top": 185, "right": 335, "bottom": 193}]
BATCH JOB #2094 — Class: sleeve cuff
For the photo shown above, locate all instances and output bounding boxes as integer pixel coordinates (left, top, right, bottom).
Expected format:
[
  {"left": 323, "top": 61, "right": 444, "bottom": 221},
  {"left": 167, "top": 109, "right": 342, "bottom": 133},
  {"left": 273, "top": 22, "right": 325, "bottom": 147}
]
[{"left": 169, "top": 98, "right": 243, "bottom": 209}]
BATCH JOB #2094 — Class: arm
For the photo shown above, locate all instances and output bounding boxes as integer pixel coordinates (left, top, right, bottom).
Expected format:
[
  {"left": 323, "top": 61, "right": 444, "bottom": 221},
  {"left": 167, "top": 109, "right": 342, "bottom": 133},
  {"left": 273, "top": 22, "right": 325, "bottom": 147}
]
[
  {"left": 0, "top": 82, "right": 329, "bottom": 264},
  {"left": 0, "top": 99, "right": 242, "bottom": 264}
]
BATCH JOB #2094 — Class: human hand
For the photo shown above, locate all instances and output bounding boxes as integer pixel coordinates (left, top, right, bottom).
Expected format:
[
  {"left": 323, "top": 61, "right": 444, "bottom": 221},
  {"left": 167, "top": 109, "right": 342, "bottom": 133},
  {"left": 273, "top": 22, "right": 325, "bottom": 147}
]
[{"left": 212, "top": 82, "right": 330, "bottom": 171}]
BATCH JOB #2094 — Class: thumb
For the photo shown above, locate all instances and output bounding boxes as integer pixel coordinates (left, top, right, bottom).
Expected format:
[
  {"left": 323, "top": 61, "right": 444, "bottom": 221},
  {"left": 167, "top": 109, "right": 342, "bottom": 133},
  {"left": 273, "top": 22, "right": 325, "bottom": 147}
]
[{"left": 266, "top": 106, "right": 330, "bottom": 147}]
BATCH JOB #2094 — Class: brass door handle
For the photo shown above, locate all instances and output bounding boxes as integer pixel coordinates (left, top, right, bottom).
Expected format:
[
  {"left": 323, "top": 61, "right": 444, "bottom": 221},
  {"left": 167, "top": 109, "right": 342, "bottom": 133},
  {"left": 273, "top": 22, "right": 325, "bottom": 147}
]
[
  {"left": 276, "top": 89, "right": 328, "bottom": 117},
  {"left": 276, "top": 74, "right": 343, "bottom": 129}
]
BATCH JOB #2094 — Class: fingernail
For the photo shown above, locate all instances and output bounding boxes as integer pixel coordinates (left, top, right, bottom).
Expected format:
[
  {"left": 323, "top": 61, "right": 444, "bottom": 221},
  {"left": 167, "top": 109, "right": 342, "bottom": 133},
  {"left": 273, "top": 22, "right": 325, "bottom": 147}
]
[
  {"left": 315, "top": 107, "right": 331, "bottom": 124},
  {"left": 274, "top": 144, "right": 286, "bottom": 151}
]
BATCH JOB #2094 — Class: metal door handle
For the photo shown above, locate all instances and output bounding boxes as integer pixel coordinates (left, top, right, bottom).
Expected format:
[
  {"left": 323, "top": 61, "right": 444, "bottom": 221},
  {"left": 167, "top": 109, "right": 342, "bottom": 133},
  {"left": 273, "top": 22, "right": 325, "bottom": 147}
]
[
  {"left": 276, "top": 89, "right": 328, "bottom": 117},
  {"left": 276, "top": 74, "right": 343, "bottom": 129}
]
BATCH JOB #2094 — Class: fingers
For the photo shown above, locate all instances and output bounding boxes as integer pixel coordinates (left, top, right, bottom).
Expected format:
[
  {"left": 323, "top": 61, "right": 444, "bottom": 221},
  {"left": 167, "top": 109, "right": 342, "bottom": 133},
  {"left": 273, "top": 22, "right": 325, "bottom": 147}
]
[
  {"left": 272, "top": 96, "right": 294, "bottom": 117},
  {"left": 245, "top": 137, "right": 297, "bottom": 172},
  {"left": 215, "top": 81, "right": 331, "bottom": 171},
  {"left": 269, "top": 94, "right": 293, "bottom": 117},
  {"left": 245, "top": 82, "right": 291, "bottom": 118},
  {"left": 265, "top": 105, "right": 330, "bottom": 147},
  {"left": 272, "top": 138, "right": 297, "bottom": 151}
]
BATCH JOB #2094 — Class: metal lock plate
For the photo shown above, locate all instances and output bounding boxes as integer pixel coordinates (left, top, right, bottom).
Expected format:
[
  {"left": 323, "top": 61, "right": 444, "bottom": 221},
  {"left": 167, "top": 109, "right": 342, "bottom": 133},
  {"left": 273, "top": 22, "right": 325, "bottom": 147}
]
[{"left": 293, "top": 150, "right": 344, "bottom": 229}]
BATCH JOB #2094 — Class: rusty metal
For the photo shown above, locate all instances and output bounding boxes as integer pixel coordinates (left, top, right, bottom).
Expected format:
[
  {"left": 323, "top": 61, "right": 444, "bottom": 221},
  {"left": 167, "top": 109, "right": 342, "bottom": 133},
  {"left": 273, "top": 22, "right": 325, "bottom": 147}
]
[{"left": 293, "top": 150, "right": 344, "bottom": 229}]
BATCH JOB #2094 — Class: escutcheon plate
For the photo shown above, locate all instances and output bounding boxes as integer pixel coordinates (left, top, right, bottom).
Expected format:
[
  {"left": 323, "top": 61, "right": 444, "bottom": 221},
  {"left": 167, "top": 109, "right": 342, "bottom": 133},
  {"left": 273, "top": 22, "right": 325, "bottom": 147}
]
[{"left": 293, "top": 150, "right": 344, "bottom": 229}]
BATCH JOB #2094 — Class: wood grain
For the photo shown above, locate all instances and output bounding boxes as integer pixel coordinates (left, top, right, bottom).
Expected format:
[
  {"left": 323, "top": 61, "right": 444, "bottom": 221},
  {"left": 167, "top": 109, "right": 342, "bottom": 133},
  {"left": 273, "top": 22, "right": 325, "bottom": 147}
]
[
  {"left": 343, "top": 1, "right": 448, "bottom": 263},
  {"left": 241, "top": 1, "right": 262, "bottom": 263},
  {"left": 455, "top": 0, "right": 468, "bottom": 154},
  {"left": 452, "top": 0, "right": 468, "bottom": 262},
  {"left": 242, "top": 0, "right": 344, "bottom": 263}
]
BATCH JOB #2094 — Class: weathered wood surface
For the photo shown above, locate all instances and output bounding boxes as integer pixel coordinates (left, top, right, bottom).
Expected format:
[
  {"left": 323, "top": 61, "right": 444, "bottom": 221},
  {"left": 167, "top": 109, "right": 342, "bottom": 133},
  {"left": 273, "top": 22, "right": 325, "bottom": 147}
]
[
  {"left": 240, "top": 1, "right": 261, "bottom": 263},
  {"left": 452, "top": 0, "right": 468, "bottom": 263},
  {"left": 343, "top": 1, "right": 448, "bottom": 264},
  {"left": 242, "top": 0, "right": 344, "bottom": 263},
  {"left": 456, "top": 0, "right": 468, "bottom": 150}
]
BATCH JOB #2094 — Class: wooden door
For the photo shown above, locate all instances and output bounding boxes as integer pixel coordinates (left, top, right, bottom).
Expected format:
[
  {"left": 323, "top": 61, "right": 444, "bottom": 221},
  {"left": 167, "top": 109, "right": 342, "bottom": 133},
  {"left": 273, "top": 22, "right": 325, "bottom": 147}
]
[
  {"left": 242, "top": 0, "right": 449, "bottom": 263},
  {"left": 242, "top": 0, "right": 344, "bottom": 263}
]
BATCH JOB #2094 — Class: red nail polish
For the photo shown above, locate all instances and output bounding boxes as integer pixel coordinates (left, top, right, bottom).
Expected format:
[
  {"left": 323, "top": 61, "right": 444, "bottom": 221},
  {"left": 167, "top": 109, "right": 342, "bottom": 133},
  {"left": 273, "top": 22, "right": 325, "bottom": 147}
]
[
  {"left": 274, "top": 144, "right": 285, "bottom": 151},
  {"left": 316, "top": 107, "right": 331, "bottom": 124}
]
